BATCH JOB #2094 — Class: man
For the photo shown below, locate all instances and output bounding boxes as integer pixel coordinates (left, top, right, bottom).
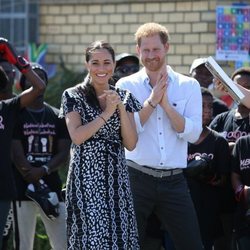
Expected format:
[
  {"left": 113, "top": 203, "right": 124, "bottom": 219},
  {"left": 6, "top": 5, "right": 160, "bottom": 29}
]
[
  {"left": 115, "top": 53, "right": 164, "bottom": 250},
  {"left": 116, "top": 22, "right": 203, "bottom": 250},
  {"left": 186, "top": 87, "right": 230, "bottom": 250},
  {"left": 0, "top": 59, "right": 16, "bottom": 250},
  {"left": 113, "top": 53, "right": 140, "bottom": 83},
  {"left": 210, "top": 67, "right": 250, "bottom": 153},
  {"left": 209, "top": 67, "right": 250, "bottom": 250},
  {"left": 0, "top": 38, "right": 46, "bottom": 249},
  {"left": 0, "top": 59, "right": 16, "bottom": 100},
  {"left": 11, "top": 63, "right": 70, "bottom": 250},
  {"left": 189, "top": 58, "right": 229, "bottom": 117},
  {"left": 231, "top": 135, "right": 250, "bottom": 250}
]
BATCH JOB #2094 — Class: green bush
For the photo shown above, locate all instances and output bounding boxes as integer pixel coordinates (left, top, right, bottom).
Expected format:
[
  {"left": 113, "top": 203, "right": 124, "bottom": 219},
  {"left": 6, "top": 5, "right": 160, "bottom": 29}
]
[{"left": 45, "top": 61, "right": 87, "bottom": 109}]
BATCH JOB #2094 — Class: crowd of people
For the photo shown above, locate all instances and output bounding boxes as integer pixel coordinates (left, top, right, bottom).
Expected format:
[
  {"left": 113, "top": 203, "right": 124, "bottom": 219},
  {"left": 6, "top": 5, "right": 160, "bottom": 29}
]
[{"left": 1, "top": 21, "right": 250, "bottom": 250}]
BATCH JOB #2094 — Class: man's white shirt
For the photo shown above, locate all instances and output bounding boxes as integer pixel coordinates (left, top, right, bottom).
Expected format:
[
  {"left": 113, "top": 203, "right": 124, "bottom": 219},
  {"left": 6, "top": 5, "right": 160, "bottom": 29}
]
[{"left": 116, "top": 66, "right": 202, "bottom": 169}]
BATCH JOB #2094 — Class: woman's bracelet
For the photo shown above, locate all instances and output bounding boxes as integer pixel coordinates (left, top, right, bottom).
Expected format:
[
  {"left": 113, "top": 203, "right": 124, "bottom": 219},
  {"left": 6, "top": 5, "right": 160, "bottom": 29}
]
[
  {"left": 148, "top": 99, "right": 156, "bottom": 109},
  {"left": 99, "top": 115, "right": 107, "bottom": 123}
]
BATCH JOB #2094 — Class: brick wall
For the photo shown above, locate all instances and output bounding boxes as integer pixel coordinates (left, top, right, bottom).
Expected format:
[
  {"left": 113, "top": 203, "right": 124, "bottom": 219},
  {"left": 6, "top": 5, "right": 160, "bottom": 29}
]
[{"left": 39, "top": 0, "right": 234, "bottom": 74}]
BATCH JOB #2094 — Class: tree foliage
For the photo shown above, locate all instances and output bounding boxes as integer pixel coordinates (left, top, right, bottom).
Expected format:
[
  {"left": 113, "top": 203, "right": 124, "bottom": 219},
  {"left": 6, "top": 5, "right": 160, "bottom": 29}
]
[{"left": 45, "top": 57, "right": 88, "bottom": 108}]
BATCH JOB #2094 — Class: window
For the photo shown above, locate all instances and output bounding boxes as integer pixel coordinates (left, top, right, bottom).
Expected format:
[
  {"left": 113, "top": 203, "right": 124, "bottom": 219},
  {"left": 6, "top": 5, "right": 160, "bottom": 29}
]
[{"left": 0, "top": 0, "right": 39, "bottom": 55}]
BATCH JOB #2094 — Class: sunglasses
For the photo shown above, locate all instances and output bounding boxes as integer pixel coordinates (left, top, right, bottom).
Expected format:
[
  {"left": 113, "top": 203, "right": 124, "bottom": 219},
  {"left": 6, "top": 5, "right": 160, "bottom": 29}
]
[{"left": 115, "top": 64, "right": 139, "bottom": 74}]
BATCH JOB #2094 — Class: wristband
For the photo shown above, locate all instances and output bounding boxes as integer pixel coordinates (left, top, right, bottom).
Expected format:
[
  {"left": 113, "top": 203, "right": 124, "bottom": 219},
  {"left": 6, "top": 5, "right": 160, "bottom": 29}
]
[
  {"left": 42, "top": 165, "right": 50, "bottom": 175},
  {"left": 16, "top": 56, "right": 31, "bottom": 74},
  {"left": 99, "top": 115, "right": 107, "bottom": 123},
  {"left": 148, "top": 99, "right": 156, "bottom": 109}
]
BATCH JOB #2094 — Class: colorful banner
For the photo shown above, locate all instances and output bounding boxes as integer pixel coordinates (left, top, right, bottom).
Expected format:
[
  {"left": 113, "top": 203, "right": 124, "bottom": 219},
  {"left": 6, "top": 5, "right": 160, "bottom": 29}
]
[{"left": 216, "top": 5, "right": 250, "bottom": 62}]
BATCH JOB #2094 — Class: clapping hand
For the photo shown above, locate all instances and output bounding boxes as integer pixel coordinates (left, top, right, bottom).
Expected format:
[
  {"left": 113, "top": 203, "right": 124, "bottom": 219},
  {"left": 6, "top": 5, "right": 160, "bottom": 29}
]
[
  {"left": 148, "top": 68, "right": 168, "bottom": 107},
  {"left": 99, "top": 90, "right": 122, "bottom": 115}
]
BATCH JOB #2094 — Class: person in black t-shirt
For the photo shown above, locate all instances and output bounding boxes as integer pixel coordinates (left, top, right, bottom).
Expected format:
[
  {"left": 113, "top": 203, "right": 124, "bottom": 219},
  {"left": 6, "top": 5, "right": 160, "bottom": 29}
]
[
  {"left": 210, "top": 67, "right": 250, "bottom": 153},
  {"left": 215, "top": 67, "right": 250, "bottom": 110},
  {"left": 0, "top": 59, "right": 17, "bottom": 250},
  {"left": 209, "top": 67, "right": 250, "bottom": 250},
  {"left": 190, "top": 58, "right": 229, "bottom": 118},
  {"left": 0, "top": 38, "right": 46, "bottom": 249},
  {"left": 11, "top": 63, "right": 71, "bottom": 250},
  {"left": 231, "top": 135, "right": 250, "bottom": 250},
  {"left": 187, "top": 87, "right": 231, "bottom": 250}
]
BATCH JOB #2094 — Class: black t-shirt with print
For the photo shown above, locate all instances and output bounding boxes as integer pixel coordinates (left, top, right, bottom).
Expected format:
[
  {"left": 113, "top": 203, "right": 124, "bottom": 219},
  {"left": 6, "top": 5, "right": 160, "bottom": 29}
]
[
  {"left": 0, "top": 96, "right": 21, "bottom": 200},
  {"left": 209, "top": 109, "right": 248, "bottom": 213},
  {"left": 213, "top": 97, "right": 228, "bottom": 118},
  {"left": 13, "top": 103, "right": 70, "bottom": 201},
  {"left": 231, "top": 135, "right": 250, "bottom": 237},
  {"left": 187, "top": 129, "right": 231, "bottom": 240},
  {"left": 188, "top": 129, "right": 230, "bottom": 175},
  {"left": 209, "top": 109, "right": 250, "bottom": 143},
  {"left": 231, "top": 135, "right": 250, "bottom": 186}
]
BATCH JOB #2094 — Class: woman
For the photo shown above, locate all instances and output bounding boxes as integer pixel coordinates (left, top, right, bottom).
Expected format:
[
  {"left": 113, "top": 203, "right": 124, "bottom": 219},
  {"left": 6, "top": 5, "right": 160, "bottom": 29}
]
[{"left": 59, "top": 41, "right": 141, "bottom": 249}]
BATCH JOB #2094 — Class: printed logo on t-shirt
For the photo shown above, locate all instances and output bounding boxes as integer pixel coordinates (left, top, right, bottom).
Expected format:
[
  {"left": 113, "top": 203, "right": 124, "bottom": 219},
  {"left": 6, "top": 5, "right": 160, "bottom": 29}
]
[
  {"left": 23, "top": 121, "right": 56, "bottom": 162},
  {"left": 218, "top": 130, "right": 250, "bottom": 142},
  {"left": 187, "top": 152, "right": 214, "bottom": 161},
  {"left": 240, "top": 159, "right": 250, "bottom": 170}
]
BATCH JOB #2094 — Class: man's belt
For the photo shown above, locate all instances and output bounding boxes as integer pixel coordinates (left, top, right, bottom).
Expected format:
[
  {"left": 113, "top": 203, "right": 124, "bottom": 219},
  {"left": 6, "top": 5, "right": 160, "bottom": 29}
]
[{"left": 126, "top": 160, "right": 183, "bottom": 178}]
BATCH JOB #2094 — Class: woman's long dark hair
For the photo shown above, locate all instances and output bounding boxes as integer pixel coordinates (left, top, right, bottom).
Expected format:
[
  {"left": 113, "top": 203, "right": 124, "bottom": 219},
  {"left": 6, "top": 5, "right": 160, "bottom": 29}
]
[{"left": 81, "top": 41, "right": 115, "bottom": 108}]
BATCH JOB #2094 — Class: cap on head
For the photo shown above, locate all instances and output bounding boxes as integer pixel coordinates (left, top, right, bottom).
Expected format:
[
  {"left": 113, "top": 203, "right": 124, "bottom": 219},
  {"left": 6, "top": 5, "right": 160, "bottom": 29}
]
[
  {"left": 20, "top": 62, "right": 48, "bottom": 91},
  {"left": 231, "top": 67, "right": 250, "bottom": 80},
  {"left": 189, "top": 58, "right": 208, "bottom": 74},
  {"left": 115, "top": 53, "right": 139, "bottom": 68}
]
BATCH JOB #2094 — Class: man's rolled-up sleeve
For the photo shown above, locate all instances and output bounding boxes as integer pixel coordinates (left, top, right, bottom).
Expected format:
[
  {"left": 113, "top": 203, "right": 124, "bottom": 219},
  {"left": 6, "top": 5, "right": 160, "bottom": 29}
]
[{"left": 177, "top": 82, "right": 202, "bottom": 143}]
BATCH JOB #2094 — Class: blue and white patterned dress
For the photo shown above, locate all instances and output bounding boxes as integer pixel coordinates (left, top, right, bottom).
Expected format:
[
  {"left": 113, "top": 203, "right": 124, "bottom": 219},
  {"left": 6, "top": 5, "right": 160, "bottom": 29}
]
[{"left": 59, "top": 84, "right": 141, "bottom": 250}]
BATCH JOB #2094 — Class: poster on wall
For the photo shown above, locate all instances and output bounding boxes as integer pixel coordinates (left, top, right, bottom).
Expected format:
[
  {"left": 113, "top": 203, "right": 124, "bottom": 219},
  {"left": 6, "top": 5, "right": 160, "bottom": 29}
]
[{"left": 216, "top": 5, "right": 250, "bottom": 62}]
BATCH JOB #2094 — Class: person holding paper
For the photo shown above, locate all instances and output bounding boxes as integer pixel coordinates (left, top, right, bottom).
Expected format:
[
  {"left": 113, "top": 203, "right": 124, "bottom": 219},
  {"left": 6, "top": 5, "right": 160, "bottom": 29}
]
[
  {"left": 210, "top": 67, "right": 250, "bottom": 250},
  {"left": 189, "top": 58, "right": 228, "bottom": 117},
  {"left": 214, "top": 67, "right": 250, "bottom": 109}
]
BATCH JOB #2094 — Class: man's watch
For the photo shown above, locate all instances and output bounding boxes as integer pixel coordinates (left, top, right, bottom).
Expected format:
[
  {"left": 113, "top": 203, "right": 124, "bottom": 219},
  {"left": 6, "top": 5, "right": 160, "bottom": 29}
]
[{"left": 41, "top": 165, "right": 50, "bottom": 175}]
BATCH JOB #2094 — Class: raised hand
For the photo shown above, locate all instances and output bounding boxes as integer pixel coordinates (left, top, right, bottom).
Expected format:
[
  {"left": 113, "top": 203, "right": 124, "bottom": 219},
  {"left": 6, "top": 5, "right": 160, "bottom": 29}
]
[
  {"left": 0, "top": 37, "right": 30, "bottom": 73},
  {"left": 213, "top": 77, "right": 228, "bottom": 94},
  {"left": 99, "top": 90, "right": 122, "bottom": 116},
  {"left": 149, "top": 68, "right": 168, "bottom": 108}
]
